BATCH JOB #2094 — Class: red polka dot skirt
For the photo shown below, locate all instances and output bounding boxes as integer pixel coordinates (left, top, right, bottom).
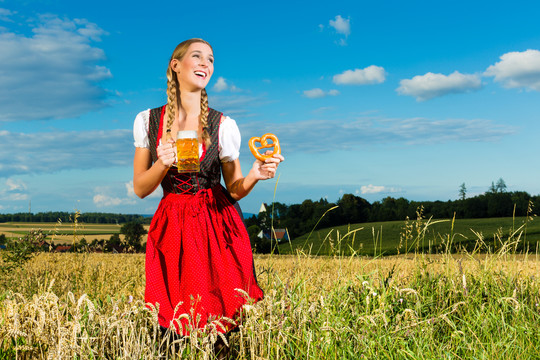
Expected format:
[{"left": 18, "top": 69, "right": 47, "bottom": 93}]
[{"left": 144, "top": 185, "right": 263, "bottom": 335}]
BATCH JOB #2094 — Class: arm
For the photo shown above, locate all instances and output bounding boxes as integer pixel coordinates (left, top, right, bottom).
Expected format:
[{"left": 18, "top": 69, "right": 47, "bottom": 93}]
[
  {"left": 133, "top": 140, "right": 176, "bottom": 199},
  {"left": 222, "top": 153, "right": 284, "bottom": 201}
]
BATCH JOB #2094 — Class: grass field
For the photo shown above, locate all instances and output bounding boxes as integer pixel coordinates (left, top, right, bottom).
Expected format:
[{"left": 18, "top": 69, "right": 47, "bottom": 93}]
[
  {"left": 1, "top": 216, "right": 540, "bottom": 358},
  {"left": 1, "top": 250, "right": 539, "bottom": 359},
  {"left": 280, "top": 215, "right": 540, "bottom": 256},
  {"left": 0, "top": 222, "right": 149, "bottom": 245}
]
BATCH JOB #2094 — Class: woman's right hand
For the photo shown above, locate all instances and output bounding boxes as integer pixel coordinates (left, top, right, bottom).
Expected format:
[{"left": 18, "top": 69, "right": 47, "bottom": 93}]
[{"left": 157, "top": 139, "right": 176, "bottom": 168}]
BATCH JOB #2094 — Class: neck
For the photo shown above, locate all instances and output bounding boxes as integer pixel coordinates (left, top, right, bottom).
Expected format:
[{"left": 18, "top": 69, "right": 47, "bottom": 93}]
[{"left": 178, "top": 89, "right": 201, "bottom": 116}]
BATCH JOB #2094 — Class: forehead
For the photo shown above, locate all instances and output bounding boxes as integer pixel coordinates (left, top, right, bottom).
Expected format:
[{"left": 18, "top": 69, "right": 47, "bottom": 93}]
[{"left": 187, "top": 42, "right": 213, "bottom": 56}]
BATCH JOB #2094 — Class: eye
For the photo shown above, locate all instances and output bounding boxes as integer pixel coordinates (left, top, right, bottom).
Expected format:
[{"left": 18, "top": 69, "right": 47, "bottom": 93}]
[{"left": 208, "top": 57, "right": 214, "bottom": 64}]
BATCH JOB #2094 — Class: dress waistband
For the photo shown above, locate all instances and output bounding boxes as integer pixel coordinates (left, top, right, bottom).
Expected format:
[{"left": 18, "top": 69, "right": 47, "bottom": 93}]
[{"left": 161, "top": 184, "right": 236, "bottom": 206}]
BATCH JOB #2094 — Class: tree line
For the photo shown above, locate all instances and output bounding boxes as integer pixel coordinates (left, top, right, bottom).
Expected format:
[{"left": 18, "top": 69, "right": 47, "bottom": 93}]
[
  {"left": 246, "top": 180, "right": 539, "bottom": 239},
  {"left": 0, "top": 211, "right": 151, "bottom": 224}
]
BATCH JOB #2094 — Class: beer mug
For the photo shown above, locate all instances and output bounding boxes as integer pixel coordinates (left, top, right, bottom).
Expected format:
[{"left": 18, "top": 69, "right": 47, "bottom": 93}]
[{"left": 176, "top": 130, "right": 200, "bottom": 173}]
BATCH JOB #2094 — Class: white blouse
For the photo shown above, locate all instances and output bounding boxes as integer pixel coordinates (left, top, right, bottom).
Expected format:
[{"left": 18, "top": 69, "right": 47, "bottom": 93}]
[{"left": 133, "top": 109, "right": 241, "bottom": 162}]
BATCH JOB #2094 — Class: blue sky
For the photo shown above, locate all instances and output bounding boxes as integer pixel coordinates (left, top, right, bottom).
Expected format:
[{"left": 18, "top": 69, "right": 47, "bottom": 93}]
[{"left": 1, "top": 0, "right": 539, "bottom": 215}]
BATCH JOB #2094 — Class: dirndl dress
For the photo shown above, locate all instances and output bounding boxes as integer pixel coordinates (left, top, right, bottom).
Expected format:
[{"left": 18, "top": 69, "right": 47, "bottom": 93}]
[{"left": 142, "top": 105, "right": 263, "bottom": 335}]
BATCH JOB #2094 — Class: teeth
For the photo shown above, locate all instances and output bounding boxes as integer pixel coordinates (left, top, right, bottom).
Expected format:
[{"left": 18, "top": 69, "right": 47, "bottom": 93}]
[{"left": 194, "top": 71, "right": 206, "bottom": 78}]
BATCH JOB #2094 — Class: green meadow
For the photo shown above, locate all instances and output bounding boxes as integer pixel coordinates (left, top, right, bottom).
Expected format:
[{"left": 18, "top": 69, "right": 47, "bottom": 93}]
[{"left": 280, "top": 216, "right": 540, "bottom": 256}]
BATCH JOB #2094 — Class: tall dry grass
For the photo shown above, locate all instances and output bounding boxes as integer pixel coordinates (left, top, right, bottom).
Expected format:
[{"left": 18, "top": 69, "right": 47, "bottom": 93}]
[{"left": 1, "top": 250, "right": 539, "bottom": 359}]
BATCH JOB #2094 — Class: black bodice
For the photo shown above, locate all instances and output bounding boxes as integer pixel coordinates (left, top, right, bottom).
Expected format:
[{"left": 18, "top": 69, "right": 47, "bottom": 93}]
[{"left": 148, "top": 106, "right": 223, "bottom": 194}]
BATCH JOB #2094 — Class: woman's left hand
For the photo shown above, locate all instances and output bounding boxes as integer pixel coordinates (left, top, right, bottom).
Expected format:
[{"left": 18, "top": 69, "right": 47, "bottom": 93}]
[{"left": 250, "top": 152, "right": 285, "bottom": 180}]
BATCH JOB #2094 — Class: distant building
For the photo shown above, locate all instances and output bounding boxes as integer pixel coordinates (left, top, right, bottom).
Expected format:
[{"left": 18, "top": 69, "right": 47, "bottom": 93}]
[
  {"left": 258, "top": 228, "right": 290, "bottom": 243},
  {"left": 54, "top": 245, "right": 72, "bottom": 253}
]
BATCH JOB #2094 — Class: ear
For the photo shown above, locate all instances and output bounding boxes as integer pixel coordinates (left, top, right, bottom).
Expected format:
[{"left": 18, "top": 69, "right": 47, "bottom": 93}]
[{"left": 170, "top": 59, "right": 180, "bottom": 73}]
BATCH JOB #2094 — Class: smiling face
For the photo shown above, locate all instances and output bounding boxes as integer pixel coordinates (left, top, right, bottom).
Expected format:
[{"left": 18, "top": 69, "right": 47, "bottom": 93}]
[{"left": 171, "top": 42, "right": 214, "bottom": 92}]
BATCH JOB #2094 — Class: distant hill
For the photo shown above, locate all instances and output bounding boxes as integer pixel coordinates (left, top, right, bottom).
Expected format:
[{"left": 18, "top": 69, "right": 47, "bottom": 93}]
[{"left": 279, "top": 216, "right": 540, "bottom": 256}]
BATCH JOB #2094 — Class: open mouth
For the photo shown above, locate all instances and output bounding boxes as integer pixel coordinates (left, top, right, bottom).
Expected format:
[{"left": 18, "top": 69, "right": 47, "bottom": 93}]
[{"left": 194, "top": 71, "right": 207, "bottom": 79}]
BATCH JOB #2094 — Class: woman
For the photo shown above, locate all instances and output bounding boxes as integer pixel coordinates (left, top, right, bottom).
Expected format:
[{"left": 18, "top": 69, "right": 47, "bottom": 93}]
[{"left": 132, "top": 39, "right": 283, "bottom": 337}]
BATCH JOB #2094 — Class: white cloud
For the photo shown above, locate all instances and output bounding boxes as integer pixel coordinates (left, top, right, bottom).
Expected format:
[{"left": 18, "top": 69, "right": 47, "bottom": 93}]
[
  {"left": 212, "top": 76, "right": 240, "bottom": 93},
  {"left": 93, "top": 182, "right": 139, "bottom": 208},
  {"left": 484, "top": 49, "right": 540, "bottom": 91},
  {"left": 213, "top": 77, "right": 228, "bottom": 92},
  {"left": 0, "top": 8, "right": 14, "bottom": 22},
  {"left": 0, "top": 14, "right": 111, "bottom": 122},
  {"left": 74, "top": 18, "right": 106, "bottom": 41},
  {"left": 0, "top": 129, "right": 132, "bottom": 177},
  {"left": 126, "top": 181, "right": 137, "bottom": 198},
  {"left": 361, "top": 184, "right": 385, "bottom": 194},
  {"left": 361, "top": 184, "right": 400, "bottom": 194},
  {"left": 397, "top": 71, "right": 482, "bottom": 101},
  {"left": 303, "top": 88, "right": 325, "bottom": 98},
  {"left": 239, "top": 116, "right": 516, "bottom": 153},
  {"left": 2, "top": 192, "right": 28, "bottom": 201},
  {"left": 303, "top": 88, "right": 340, "bottom": 98},
  {"left": 93, "top": 179, "right": 161, "bottom": 208},
  {"left": 0, "top": 178, "right": 28, "bottom": 201},
  {"left": 93, "top": 194, "right": 126, "bottom": 207},
  {"left": 6, "top": 178, "right": 27, "bottom": 191},
  {"left": 125, "top": 180, "right": 160, "bottom": 199},
  {"left": 333, "top": 66, "right": 386, "bottom": 85},
  {"left": 329, "top": 15, "right": 350, "bottom": 37},
  {"left": 328, "top": 89, "right": 339, "bottom": 96}
]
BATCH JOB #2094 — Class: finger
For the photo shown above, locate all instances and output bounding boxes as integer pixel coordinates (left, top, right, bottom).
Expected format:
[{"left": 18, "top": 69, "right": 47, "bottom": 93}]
[
  {"left": 265, "top": 154, "right": 284, "bottom": 163},
  {"left": 261, "top": 167, "right": 277, "bottom": 176},
  {"left": 264, "top": 158, "right": 280, "bottom": 165},
  {"left": 161, "top": 145, "right": 175, "bottom": 154},
  {"left": 262, "top": 162, "right": 278, "bottom": 169}
]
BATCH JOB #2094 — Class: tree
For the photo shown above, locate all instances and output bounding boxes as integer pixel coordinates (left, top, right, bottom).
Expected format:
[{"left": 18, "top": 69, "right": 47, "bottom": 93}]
[
  {"left": 459, "top": 183, "right": 467, "bottom": 200},
  {"left": 489, "top": 181, "right": 497, "bottom": 193},
  {"left": 109, "top": 233, "right": 121, "bottom": 245},
  {"left": 120, "top": 222, "right": 147, "bottom": 251},
  {"left": 337, "top": 194, "right": 371, "bottom": 224},
  {"left": 496, "top": 178, "right": 507, "bottom": 193}
]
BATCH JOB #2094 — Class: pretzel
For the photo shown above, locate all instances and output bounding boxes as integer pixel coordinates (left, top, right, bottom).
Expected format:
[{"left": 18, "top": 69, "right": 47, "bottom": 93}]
[{"left": 248, "top": 133, "right": 281, "bottom": 162}]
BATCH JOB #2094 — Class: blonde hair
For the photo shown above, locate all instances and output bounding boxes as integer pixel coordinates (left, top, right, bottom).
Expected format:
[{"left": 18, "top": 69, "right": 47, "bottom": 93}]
[{"left": 165, "top": 38, "right": 212, "bottom": 147}]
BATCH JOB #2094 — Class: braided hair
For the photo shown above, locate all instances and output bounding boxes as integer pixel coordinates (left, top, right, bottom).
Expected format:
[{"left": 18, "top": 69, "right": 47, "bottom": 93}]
[{"left": 165, "top": 38, "right": 212, "bottom": 148}]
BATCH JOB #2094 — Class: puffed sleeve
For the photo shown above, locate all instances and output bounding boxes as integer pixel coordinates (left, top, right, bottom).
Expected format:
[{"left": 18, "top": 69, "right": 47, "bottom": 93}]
[
  {"left": 219, "top": 116, "right": 241, "bottom": 162},
  {"left": 133, "top": 109, "right": 150, "bottom": 148}
]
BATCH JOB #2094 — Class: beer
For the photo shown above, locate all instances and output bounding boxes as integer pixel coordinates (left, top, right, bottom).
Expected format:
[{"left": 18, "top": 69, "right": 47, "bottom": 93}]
[{"left": 176, "top": 130, "right": 200, "bottom": 173}]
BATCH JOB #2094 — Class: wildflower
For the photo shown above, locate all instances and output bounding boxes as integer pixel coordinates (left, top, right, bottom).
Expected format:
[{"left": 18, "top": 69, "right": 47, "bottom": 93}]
[{"left": 128, "top": 295, "right": 133, "bottom": 303}]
